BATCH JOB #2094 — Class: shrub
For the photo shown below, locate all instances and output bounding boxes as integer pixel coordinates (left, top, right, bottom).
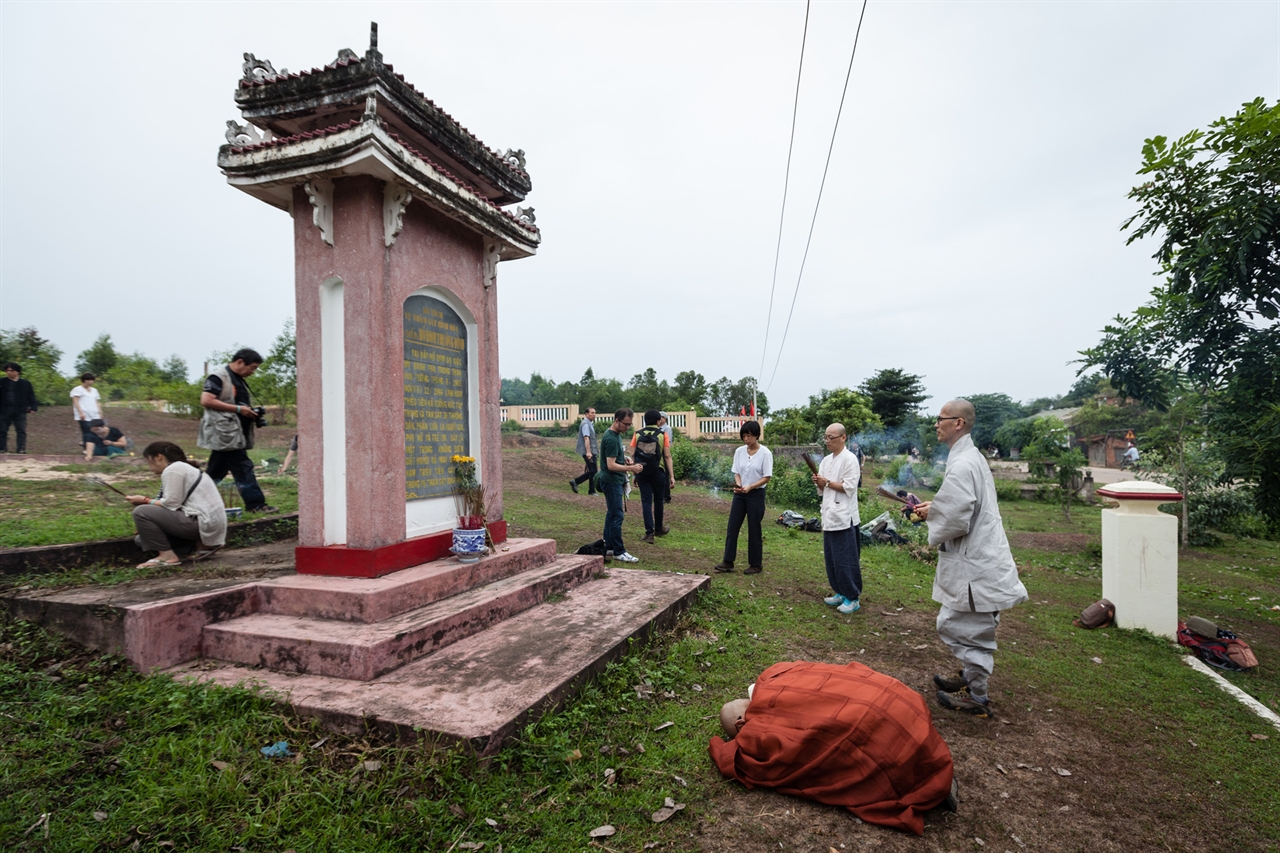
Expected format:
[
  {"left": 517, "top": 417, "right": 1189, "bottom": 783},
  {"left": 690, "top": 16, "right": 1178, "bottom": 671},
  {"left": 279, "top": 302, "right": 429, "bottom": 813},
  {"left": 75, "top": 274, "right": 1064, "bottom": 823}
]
[
  {"left": 670, "top": 439, "right": 733, "bottom": 487},
  {"left": 500, "top": 419, "right": 524, "bottom": 434},
  {"left": 768, "top": 464, "right": 820, "bottom": 511},
  {"left": 993, "top": 479, "right": 1023, "bottom": 502}
]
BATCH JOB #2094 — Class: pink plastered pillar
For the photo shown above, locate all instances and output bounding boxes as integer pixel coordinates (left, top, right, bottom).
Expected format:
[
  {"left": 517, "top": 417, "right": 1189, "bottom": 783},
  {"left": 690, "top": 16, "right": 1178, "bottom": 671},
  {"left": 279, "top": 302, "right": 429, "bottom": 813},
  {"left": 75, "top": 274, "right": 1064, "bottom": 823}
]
[{"left": 291, "top": 177, "right": 503, "bottom": 575}]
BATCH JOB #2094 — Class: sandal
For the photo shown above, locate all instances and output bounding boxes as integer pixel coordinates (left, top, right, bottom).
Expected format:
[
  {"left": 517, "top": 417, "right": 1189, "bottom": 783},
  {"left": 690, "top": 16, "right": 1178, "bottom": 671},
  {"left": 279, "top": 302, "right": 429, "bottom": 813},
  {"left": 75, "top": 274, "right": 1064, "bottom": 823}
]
[
  {"left": 137, "top": 558, "right": 181, "bottom": 568},
  {"left": 193, "top": 546, "right": 223, "bottom": 562}
]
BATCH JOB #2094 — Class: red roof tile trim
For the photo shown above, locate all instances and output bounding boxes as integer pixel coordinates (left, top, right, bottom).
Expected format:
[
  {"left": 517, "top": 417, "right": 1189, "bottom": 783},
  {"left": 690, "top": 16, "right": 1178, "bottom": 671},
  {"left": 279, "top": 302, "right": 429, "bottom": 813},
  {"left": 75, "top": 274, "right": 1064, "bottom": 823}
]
[
  {"left": 227, "top": 118, "right": 538, "bottom": 235},
  {"left": 238, "top": 58, "right": 528, "bottom": 179}
]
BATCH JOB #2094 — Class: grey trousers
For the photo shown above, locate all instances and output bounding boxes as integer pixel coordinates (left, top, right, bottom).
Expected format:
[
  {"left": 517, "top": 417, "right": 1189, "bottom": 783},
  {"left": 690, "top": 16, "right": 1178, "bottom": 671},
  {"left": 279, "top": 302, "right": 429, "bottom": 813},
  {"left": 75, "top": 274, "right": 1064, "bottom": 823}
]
[
  {"left": 133, "top": 504, "right": 200, "bottom": 554},
  {"left": 936, "top": 606, "right": 1001, "bottom": 700}
]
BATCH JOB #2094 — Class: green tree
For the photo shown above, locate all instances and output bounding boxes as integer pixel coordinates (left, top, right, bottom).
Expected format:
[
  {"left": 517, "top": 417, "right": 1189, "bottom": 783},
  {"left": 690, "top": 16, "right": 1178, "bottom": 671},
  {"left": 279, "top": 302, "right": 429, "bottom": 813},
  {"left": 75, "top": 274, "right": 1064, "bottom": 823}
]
[
  {"left": 672, "top": 370, "right": 708, "bottom": 409},
  {"left": 625, "top": 367, "right": 670, "bottom": 414},
  {"left": 1060, "top": 372, "right": 1107, "bottom": 406},
  {"left": 1208, "top": 328, "right": 1280, "bottom": 526},
  {"left": 768, "top": 406, "right": 814, "bottom": 445},
  {"left": 0, "top": 327, "right": 68, "bottom": 406},
  {"left": 805, "top": 387, "right": 880, "bottom": 437},
  {"left": 159, "top": 355, "right": 189, "bottom": 384},
  {"left": 1081, "top": 98, "right": 1280, "bottom": 519},
  {"left": 75, "top": 333, "right": 120, "bottom": 377},
  {"left": 858, "top": 368, "right": 928, "bottom": 428},
  {"left": 964, "top": 393, "right": 1025, "bottom": 452},
  {"left": 255, "top": 319, "right": 298, "bottom": 423}
]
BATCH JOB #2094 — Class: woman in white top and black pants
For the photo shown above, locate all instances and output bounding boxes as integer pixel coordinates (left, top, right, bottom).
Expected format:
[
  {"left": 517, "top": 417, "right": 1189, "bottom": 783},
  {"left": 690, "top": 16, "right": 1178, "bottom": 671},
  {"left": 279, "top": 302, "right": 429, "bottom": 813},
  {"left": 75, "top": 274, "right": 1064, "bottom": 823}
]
[
  {"left": 125, "top": 441, "right": 228, "bottom": 568},
  {"left": 714, "top": 421, "right": 773, "bottom": 575}
]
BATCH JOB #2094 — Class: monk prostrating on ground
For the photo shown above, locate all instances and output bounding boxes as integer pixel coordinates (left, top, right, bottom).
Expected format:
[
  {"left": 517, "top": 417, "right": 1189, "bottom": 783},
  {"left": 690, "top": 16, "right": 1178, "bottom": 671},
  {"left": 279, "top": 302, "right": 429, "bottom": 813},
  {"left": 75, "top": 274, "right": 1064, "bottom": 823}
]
[{"left": 708, "top": 660, "right": 957, "bottom": 835}]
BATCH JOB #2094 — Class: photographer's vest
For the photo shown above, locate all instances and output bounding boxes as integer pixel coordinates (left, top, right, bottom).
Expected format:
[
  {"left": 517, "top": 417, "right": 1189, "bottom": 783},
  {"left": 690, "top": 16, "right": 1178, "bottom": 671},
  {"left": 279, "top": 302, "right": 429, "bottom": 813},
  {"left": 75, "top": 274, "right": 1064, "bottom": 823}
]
[{"left": 197, "top": 364, "right": 255, "bottom": 452}]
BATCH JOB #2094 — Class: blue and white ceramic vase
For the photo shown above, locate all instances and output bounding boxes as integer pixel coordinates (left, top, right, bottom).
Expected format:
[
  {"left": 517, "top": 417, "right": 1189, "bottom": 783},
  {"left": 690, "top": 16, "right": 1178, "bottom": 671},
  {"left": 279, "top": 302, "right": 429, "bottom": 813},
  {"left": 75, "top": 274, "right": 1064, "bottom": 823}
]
[{"left": 451, "top": 527, "right": 486, "bottom": 562}]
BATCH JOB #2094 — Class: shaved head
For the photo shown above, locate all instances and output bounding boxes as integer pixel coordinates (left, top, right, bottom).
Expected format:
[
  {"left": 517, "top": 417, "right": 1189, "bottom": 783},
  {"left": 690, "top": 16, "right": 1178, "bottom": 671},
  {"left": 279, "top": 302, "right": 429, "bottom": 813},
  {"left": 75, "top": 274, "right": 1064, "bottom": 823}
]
[
  {"left": 719, "top": 698, "right": 750, "bottom": 738},
  {"left": 946, "top": 399, "right": 975, "bottom": 428}
]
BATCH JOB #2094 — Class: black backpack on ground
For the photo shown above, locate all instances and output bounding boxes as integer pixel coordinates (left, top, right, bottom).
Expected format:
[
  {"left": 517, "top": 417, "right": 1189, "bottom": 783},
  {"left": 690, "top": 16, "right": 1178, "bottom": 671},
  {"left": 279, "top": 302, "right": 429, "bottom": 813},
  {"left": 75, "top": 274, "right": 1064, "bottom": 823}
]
[
  {"left": 633, "top": 426, "right": 664, "bottom": 474},
  {"left": 576, "top": 539, "right": 608, "bottom": 556}
]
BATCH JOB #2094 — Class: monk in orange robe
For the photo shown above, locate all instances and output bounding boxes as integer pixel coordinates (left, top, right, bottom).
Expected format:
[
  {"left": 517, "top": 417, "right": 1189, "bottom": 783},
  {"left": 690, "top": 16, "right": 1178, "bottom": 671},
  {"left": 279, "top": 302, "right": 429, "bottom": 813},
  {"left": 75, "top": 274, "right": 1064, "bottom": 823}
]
[{"left": 708, "top": 660, "right": 956, "bottom": 836}]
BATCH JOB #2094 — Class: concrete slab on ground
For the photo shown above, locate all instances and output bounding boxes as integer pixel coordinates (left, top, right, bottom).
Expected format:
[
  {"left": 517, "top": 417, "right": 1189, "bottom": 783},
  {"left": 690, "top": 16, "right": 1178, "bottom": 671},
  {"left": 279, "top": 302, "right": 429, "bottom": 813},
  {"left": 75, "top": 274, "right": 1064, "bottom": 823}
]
[{"left": 170, "top": 568, "right": 709, "bottom": 752}]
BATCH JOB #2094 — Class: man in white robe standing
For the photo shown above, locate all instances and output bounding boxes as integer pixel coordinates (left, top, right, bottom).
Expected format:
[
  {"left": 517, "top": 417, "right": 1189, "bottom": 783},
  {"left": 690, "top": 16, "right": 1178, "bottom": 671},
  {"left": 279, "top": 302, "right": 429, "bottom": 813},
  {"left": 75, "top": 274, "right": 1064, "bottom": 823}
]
[{"left": 915, "top": 399, "right": 1028, "bottom": 717}]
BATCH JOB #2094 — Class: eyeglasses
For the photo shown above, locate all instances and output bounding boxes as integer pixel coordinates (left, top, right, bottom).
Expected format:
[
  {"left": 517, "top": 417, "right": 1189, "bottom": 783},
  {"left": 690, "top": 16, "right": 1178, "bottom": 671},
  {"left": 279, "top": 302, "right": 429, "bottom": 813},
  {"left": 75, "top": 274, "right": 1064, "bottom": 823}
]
[
  {"left": 935, "top": 416, "right": 964, "bottom": 424},
  {"left": 824, "top": 434, "right": 844, "bottom": 441}
]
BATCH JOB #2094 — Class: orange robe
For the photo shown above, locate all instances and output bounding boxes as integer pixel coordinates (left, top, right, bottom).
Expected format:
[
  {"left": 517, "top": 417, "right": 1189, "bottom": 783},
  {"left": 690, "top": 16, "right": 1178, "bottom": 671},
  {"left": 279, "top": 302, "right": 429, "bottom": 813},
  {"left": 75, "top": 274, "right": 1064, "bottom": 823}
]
[{"left": 708, "top": 661, "right": 954, "bottom": 835}]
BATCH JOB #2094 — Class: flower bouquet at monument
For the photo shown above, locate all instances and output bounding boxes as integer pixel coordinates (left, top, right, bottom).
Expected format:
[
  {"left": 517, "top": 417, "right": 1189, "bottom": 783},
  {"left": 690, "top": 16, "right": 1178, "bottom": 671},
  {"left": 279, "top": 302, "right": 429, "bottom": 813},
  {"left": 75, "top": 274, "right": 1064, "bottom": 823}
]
[{"left": 450, "top": 455, "right": 490, "bottom": 561}]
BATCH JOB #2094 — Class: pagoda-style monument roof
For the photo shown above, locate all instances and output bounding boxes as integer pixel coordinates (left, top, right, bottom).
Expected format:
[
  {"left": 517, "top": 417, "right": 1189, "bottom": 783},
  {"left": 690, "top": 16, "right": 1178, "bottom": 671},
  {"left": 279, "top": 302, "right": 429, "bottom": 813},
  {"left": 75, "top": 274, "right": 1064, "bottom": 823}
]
[{"left": 218, "top": 23, "right": 539, "bottom": 257}]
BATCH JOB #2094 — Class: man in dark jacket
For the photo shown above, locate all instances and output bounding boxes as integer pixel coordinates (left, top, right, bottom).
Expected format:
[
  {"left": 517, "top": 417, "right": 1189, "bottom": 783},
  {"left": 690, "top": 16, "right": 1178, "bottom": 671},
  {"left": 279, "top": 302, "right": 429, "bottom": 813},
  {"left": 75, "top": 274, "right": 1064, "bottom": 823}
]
[{"left": 0, "top": 362, "right": 38, "bottom": 454}]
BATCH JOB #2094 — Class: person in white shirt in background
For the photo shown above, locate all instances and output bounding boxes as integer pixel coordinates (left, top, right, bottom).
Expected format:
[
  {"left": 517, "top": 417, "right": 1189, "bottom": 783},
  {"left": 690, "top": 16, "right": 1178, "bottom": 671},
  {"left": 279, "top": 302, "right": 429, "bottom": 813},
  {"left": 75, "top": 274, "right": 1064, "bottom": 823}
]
[
  {"left": 70, "top": 372, "right": 102, "bottom": 446},
  {"left": 813, "top": 423, "right": 863, "bottom": 615},
  {"left": 714, "top": 420, "right": 773, "bottom": 575}
]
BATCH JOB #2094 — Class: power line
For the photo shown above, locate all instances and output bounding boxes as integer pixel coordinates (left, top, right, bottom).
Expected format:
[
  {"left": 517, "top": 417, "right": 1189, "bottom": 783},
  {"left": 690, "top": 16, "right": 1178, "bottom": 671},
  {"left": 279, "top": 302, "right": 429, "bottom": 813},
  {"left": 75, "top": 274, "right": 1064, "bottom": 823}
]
[
  {"left": 757, "top": 0, "right": 811, "bottom": 387},
  {"left": 765, "top": 0, "right": 869, "bottom": 395}
]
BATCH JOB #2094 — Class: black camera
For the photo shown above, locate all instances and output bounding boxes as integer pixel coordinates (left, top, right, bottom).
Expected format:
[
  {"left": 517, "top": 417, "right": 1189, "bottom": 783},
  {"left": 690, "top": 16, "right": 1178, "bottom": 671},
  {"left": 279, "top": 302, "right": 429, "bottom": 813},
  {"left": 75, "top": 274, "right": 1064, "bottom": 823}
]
[{"left": 249, "top": 406, "right": 268, "bottom": 428}]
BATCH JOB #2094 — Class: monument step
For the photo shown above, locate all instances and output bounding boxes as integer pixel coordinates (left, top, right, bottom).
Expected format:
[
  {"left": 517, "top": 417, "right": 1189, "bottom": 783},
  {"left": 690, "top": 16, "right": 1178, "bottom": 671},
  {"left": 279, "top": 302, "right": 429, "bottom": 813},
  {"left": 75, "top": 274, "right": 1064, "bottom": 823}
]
[
  {"left": 256, "top": 537, "right": 557, "bottom": 624},
  {"left": 201, "top": 554, "right": 598, "bottom": 681},
  {"left": 172, "top": 568, "right": 710, "bottom": 753}
]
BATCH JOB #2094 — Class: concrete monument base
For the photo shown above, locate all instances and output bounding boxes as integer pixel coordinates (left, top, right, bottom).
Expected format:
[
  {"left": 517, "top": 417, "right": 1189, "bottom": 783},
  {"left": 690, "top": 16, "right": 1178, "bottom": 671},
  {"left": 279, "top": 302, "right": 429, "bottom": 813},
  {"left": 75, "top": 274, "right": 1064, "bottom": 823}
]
[{"left": 4, "top": 541, "right": 708, "bottom": 751}]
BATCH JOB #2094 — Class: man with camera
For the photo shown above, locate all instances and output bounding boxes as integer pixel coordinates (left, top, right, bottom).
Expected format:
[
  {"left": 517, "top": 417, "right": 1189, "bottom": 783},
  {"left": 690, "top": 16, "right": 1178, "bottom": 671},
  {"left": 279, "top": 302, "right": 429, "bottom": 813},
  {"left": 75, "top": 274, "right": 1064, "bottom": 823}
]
[{"left": 198, "top": 348, "right": 276, "bottom": 513}]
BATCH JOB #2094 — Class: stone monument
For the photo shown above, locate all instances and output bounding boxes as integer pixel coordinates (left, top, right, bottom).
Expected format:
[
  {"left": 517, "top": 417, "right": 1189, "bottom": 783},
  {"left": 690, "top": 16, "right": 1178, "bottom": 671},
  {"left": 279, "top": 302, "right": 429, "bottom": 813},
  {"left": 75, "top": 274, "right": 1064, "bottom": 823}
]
[
  {"left": 1096, "top": 480, "right": 1183, "bottom": 638},
  {"left": 219, "top": 23, "right": 538, "bottom": 577}
]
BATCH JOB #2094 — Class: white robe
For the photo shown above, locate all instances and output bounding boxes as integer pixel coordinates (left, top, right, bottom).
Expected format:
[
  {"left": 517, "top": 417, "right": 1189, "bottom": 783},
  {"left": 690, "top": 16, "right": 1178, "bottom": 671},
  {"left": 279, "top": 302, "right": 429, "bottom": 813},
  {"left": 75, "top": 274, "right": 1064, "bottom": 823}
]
[{"left": 927, "top": 434, "right": 1028, "bottom": 612}]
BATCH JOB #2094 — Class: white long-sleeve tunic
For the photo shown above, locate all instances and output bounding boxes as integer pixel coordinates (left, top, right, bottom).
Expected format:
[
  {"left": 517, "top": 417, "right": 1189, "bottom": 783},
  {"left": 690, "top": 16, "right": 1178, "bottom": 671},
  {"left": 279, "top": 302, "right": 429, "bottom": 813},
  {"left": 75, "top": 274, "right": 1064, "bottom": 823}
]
[{"left": 926, "top": 434, "right": 1028, "bottom": 612}]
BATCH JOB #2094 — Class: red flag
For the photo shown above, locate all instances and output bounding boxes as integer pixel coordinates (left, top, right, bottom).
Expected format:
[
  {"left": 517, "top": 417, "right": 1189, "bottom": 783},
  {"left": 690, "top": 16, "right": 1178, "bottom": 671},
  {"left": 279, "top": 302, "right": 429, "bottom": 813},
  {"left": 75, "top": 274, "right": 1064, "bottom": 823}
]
[
  {"left": 740, "top": 406, "right": 746, "bottom": 416},
  {"left": 751, "top": 402, "right": 757, "bottom": 417}
]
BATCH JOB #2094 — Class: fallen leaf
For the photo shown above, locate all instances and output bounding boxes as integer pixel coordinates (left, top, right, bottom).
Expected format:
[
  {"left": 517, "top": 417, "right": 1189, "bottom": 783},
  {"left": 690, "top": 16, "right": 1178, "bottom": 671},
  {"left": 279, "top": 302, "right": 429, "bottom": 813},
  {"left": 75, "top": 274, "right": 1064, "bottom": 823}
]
[
  {"left": 1251, "top": 733, "right": 1271, "bottom": 741},
  {"left": 449, "top": 803, "right": 467, "bottom": 819},
  {"left": 1000, "top": 792, "right": 1009, "bottom": 798},
  {"left": 363, "top": 760, "right": 382, "bottom": 772},
  {"left": 913, "top": 644, "right": 929, "bottom": 650},
  {"left": 310, "top": 737, "right": 328, "bottom": 749},
  {"left": 634, "top": 742, "right": 646, "bottom": 754},
  {"left": 651, "top": 797, "right": 686, "bottom": 823},
  {"left": 672, "top": 774, "right": 687, "bottom": 787},
  {"left": 457, "top": 844, "right": 483, "bottom": 851},
  {"left": 996, "top": 764, "right": 1007, "bottom": 774},
  {"left": 1248, "top": 596, "right": 1260, "bottom": 601},
  {"left": 654, "top": 721, "right": 674, "bottom": 732},
  {"left": 644, "top": 843, "right": 659, "bottom": 850},
  {"left": 93, "top": 811, "right": 108, "bottom": 822},
  {"left": 589, "top": 825, "right": 617, "bottom": 838},
  {"left": 603, "top": 768, "right": 617, "bottom": 787},
  {"left": 1054, "top": 768, "right": 1072, "bottom": 777},
  {"left": 634, "top": 683, "right": 655, "bottom": 700},
  {"left": 1059, "top": 805, "right": 1070, "bottom": 812},
  {"left": 210, "top": 760, "right": 230, "bottom": 772},
  {"left": 565, "top": 749, "right": 583, "bottom": 762},
  {"left": 158, "top": 844, "right": 175, "bottom": 849},
  {"left": 485, "top": 817, "right": 499, "bottom": 827},
  {"left": 1090, "top": 657, "right": 1103, "bottom": 665},
  {"left": 974, "top": 839, "right": 985, "bottom": 847}
]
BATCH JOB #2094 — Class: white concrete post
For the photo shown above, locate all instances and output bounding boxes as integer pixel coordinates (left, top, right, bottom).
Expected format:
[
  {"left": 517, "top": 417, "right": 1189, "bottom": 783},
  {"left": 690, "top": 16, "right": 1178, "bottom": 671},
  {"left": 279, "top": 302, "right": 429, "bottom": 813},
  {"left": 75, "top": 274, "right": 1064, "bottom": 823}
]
[{"left": 1096, "top": 481, "right": 1184, "bottom": 638}]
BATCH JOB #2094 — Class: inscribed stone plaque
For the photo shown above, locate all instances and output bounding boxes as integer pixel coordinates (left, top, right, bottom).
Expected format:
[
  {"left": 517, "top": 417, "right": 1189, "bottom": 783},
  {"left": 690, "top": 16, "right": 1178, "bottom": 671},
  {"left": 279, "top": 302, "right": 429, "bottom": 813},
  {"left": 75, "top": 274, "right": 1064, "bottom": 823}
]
[{"left": 403, "top": 294, "right": 469, "bottom": 500}]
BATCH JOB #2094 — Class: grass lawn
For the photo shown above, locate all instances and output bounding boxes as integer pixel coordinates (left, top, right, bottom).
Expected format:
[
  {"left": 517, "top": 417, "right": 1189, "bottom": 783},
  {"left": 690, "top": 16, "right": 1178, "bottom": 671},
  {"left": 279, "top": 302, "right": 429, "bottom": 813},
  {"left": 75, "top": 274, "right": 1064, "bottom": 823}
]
[
  {"left": 2, "top": 439, "right": 1278, "bottom": 851},
  {"left": 1, "top": 467, "right": 298, "bottom": 549}
]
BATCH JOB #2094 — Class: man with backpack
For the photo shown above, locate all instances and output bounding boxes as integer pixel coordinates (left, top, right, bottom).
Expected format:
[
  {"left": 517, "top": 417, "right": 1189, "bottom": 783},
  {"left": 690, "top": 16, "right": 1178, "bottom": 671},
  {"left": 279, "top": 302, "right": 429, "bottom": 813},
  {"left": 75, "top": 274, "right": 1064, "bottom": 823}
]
[{"left": 630, "top": 409, "right": 675, "bottom": 544}]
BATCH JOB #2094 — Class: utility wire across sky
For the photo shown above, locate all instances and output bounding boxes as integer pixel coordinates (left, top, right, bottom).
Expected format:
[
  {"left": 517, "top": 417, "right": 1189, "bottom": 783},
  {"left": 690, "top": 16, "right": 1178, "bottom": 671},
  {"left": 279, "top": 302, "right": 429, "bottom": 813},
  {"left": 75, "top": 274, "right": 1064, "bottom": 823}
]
[{"left": 761, "top": 0, "right": 870, "bottom": 397}]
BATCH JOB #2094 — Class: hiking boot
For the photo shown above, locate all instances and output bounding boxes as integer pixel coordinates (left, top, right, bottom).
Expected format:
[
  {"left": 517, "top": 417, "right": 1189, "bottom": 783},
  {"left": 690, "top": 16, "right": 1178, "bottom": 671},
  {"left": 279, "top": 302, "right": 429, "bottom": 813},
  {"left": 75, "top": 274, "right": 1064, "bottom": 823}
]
[
  {"left": 823, "top": 592, "right": 846, "bottom": 606},
  {"left": 615, "top": 551, "right": 640, "bottom": 563},
  {"left": 246, "top": 505, "right": 279, "bottom": 514},
  {"left": 641, "top": 533, "right": 655, "bottom": 544},
  {"left": 570, "top": 479, "right": 579, "bottom": 494},
  {"left": 933, "top": 671, "right": 967, "bottom": 693},
  {"left": 655, "top": 527, "right": 671, "bottom": 537},
  {"left": 936, "top": 689, "right": 993, "bottom": 718},
  {"left": 713, "top": 562, "right": 735, "bottom": 573},
  {"left": 836, "top": 598, "right": 860, "bottom": 614},
  {"left": 743, "top": 566, "right": 762, "bottom": 575}
]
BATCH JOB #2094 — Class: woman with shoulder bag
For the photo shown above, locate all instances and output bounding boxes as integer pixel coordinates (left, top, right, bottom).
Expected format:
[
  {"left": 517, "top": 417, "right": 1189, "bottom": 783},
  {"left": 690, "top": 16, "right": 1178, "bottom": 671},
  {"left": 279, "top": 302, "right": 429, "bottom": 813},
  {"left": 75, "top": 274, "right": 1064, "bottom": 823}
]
[{"left": 124, "top": 441, "right": 228, "bottom": 567}]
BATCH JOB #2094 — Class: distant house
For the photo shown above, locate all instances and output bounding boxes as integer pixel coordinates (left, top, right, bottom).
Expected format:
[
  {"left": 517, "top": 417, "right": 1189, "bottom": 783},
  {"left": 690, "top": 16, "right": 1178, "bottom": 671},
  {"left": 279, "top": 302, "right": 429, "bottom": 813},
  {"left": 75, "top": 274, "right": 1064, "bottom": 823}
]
[{"left": 1076, "top": 432, "right": 1134, "bottom": 468}]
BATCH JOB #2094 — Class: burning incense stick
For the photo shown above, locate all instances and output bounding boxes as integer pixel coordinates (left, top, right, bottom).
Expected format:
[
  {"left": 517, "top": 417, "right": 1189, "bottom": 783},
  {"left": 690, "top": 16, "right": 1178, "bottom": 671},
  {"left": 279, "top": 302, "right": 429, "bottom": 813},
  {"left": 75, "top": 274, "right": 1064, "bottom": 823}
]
[{"left": 83, "top": 475, "right": 130, "bottom": 500}]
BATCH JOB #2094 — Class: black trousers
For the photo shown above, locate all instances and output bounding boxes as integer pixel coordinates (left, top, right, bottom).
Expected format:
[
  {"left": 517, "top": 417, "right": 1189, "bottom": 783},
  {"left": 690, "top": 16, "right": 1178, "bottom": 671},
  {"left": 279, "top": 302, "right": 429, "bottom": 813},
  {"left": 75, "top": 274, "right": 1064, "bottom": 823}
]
[
  {"left": 722, "top": 488, "right": 766, "bottom": 568},
  {"left": 0, "top": 409, "right": 27, "bottom": 452},
  {"left": 572, "top": 455, "right": 598, "bottom": 493},
  {"left": 637, "top": 469, "right": 666, "bottom": 535},
  {"left": 207, "top": 449, "right": 267, "bottom": 509}
]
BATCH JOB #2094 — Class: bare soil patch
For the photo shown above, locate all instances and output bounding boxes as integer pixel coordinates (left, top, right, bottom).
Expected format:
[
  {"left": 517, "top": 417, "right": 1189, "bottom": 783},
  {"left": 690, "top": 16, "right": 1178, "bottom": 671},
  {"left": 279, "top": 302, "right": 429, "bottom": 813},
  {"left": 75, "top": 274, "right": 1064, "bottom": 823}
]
[
  {"left": 13, "top": 405, "right": 296, "bottom": 457},
  {"left": 1008, "top": 531, "right": 1096, "bottom": 553}
]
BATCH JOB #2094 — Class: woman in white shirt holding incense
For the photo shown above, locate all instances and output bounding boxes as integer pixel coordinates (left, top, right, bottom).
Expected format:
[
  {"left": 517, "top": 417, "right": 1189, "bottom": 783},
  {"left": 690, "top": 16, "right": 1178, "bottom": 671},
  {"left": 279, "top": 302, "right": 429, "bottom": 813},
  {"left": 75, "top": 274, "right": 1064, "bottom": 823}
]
[{"left": 714, "top": 420, "right": 773, "bottom": 575}]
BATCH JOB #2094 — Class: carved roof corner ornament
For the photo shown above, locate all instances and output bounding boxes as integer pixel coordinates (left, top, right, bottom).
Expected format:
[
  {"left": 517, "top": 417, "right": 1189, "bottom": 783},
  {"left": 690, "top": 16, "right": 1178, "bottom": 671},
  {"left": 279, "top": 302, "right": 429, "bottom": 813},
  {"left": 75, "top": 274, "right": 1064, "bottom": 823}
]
[
  {"left": 225, "top": 120, "right": 263, "bottom": 146},
  {"left": 483, "top": 242, "right": 501, "bottom": 289},
  {"left": 501, "top": 149, "right": 526, "bottom": 170},
  {"left": 363, "top": 95, "right": 378, "bottom": 123},
  {"left": 383, "top": 181, "right": 412, "bottom": 248},
  {"left": 305, "top": 177, "right": 335, "bottom": 246},
  {"left": 242, "top": 53, "right": 287, "bottom": 82},
  {"left": 516, "top": 206, "right": 536, "bottom": 226},
  {"left": 334, "top": 48, "right": 359, "bottom": 64}
]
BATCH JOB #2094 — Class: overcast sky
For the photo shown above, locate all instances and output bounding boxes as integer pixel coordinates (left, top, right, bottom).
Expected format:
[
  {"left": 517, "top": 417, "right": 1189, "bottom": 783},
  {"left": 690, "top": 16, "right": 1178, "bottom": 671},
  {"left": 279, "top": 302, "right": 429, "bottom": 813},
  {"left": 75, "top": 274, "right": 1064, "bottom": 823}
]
[{"left": 2, "top": 1, "right": 1277, "bottom": 411}]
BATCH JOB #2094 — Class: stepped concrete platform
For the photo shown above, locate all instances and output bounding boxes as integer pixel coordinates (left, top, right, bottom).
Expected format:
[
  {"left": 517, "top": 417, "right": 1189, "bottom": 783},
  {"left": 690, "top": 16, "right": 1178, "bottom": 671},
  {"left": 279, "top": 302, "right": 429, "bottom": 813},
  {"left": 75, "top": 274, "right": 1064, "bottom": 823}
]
[
  {"left": 4, "top": 538, "right": 710, "bottom": 751},
  {"left": 202, "top": 554, "right": 598, "bottom": 680},
  {"left": 171, "top": 568, "right": 709, "bottom": 753}
]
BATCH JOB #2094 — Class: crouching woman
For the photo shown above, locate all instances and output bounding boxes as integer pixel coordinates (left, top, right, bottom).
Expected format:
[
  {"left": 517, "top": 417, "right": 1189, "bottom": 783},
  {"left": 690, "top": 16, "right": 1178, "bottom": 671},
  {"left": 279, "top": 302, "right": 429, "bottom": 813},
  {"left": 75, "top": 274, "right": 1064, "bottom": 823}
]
[{"left": 125, "top": 441, "right": 227, "bottom": 568}]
